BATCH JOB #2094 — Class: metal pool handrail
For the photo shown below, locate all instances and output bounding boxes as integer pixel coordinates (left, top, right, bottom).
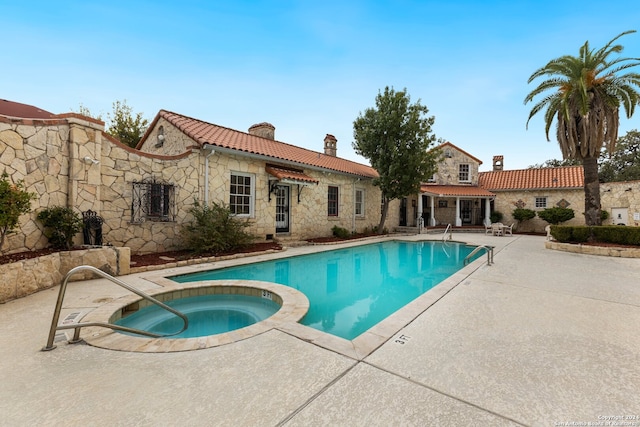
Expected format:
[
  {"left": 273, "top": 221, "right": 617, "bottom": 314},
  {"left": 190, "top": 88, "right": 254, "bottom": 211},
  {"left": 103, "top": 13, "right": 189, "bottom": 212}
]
[
  {"left": 442, "top": 223, "right": 452, "bottom": 241},
  {"left": 42, "top": 265, "right": 188, "bottom": 351},
  {"left": 464, "top": 245, "right": 494, "bottom": 266}
]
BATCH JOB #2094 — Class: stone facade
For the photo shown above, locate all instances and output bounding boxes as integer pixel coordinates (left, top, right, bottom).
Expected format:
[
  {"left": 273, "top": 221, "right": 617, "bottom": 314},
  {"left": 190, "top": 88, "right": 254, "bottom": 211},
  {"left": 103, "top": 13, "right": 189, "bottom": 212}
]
[
  {"left": 492, "top": 189, "right": 585, "bottom": 232},
  {"left": 1, "top": 114, "right": 382, "bottom": 256},
  {"left": 490, "top": 181, "right": 640, "bottom": 232},
  {"left": 600, "top": 180, "right": 640, "bottom": 226}
]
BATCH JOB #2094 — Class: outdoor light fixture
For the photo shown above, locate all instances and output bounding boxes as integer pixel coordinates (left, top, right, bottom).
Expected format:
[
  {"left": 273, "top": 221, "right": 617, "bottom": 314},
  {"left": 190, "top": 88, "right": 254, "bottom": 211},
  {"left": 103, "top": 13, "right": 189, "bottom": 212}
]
[
  {"left": 83, "top": 156, "right": 99, "bottom": 165},
  {"left": 155, "top": 126, "right": 165, "bottom": 148}
]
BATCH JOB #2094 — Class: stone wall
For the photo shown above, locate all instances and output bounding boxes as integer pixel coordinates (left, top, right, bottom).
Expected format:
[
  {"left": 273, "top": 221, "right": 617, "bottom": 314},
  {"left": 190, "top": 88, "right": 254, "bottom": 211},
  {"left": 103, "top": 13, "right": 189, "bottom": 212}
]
[
  {"left": 431, "top": 145, "right": 480, "bottom": 185},
  {"left": 0, "top": 246, "right": 130, "bottom": 304},
  {"left": 99, "top": 135, "right": 200, "bottom": 253},
  {"left": 0, "top": 114, "right": 104, "bottom": 254},
  {"left": 492, "top": 189, "right": 585, "bottom": 233},
  {"left": 600, "top": 181, "right": 640, "bottom": 226},
  {"left": 492, "top": 181, "right": 640, "bottom": 233}
]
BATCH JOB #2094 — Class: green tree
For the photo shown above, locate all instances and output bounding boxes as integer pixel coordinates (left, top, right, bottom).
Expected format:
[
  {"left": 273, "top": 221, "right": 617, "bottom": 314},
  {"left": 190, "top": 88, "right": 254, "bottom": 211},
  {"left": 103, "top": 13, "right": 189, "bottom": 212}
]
[
  {"left": 524, "top": 30, "right": 640, "bottom": 226},
  {"left": 528, "top": 158, "right": 581, "bottom": 169},
  {"left": 599, "top": 129, "right": 640, "bottom": 182},
  {"left": 512, "top": 208, "right": 536, "bottom": 223},
  {"left": 72, "top": 103, "right": 103, "bottom": 121},
  {"left": 353, "top": 87, "right": 439, "bottom": 233},
  {"left": 106, "top": 100, "right": 149, "bottom": 148},
  {"left": 0, "top": 172, "right": 36, "bottom": 252}
]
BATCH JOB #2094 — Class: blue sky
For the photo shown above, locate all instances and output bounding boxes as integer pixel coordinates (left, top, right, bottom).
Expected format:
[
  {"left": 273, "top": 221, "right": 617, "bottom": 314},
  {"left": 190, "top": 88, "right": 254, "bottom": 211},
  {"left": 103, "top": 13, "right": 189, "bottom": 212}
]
[{"left": 2, "top": 1, "right": 640, "bottom": 171}]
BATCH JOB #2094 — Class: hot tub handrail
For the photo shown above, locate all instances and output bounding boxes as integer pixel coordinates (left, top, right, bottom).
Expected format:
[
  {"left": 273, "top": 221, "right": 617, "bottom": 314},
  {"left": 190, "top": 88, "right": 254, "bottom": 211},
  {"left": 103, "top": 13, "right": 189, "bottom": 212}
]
[{"left": 42, "top": 265, "right": 189, "bottom": 351}]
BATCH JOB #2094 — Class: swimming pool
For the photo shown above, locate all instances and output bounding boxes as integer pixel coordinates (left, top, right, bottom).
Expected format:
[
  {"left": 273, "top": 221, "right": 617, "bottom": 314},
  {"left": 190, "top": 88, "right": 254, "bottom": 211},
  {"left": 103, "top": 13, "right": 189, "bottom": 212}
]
[{"left": 172, "top": 240, "right": 480, "bottom": 340}]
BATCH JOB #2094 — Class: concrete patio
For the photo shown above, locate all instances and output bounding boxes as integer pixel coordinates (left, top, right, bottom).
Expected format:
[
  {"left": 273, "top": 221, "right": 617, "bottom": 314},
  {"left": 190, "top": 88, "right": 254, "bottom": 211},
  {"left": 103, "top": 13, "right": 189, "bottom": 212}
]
[{"left": 1, "top": 234, "right": 639, "bottom": 426}]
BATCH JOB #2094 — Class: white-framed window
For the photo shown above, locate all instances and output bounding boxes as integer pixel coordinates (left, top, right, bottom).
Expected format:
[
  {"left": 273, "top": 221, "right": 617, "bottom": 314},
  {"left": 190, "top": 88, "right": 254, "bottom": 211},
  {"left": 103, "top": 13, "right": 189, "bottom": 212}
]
[
  {"left": 230, "top": 172, "right": 254, "bottom": 216},
  {"left": 535, "top": 197, "right": 548, "bottom": 208},
  {"left": 328, "top": 186, "right": 339, "bottom": 216},
  {"left": 458, "top": 164, "right": 470, "bottom": 182},
  {"left": 355, "top": 188, "right": 364, "bottom": 217}
]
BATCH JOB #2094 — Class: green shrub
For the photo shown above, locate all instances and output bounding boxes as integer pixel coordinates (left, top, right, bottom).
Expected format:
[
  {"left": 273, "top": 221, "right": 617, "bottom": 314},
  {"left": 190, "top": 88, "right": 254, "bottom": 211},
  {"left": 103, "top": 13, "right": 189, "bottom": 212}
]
[
  {"left": 551, "top": 225, "right": 640, "bottom": 246},
  {"left": 0, "top": 172, "right": 36, "bottom": 252},
  {"left": 600, "top": 210, "right": 610, "bottom": 221},
  {"left": 490, "top": 211, "right": 503, "bottom": 223},
  {"left": 537, "top": 207, "right": 575, "bottom": 225},
  {"left": 181, "top": 200, "right": 255, "bottom": 254},
  {"left": 512, "top": 208, "right": 536, "bottom": 222},
  {"left": 549, "top": 225, "right": 572, "bottom": 242},
  {"left": 569, "top": 226, "right": 591, "bottom": 242},
  {"left": 331, "top": 225, "right": 351, "bottom": 239},
  {"left": 37, "top": 206, "right": 84, "bottom": 250}
]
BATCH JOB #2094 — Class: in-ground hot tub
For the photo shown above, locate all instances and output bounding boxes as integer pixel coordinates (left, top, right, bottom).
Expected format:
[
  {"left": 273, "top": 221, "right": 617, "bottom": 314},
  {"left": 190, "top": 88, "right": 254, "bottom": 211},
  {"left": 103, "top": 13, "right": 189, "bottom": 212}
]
[
  {"left": 80, "top": 280, "right": 309, "bottom": 352},
  {"left": 114, "top": 291, "right": 281, "bottom": 338}
]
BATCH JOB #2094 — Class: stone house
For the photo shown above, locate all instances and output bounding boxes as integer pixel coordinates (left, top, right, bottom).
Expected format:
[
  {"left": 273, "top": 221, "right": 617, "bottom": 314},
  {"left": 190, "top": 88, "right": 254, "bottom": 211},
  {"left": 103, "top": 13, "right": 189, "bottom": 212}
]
[
  {"left": 0, "top": 101, "right": 386, "bottom": 255},
  {"left": 389, "top": 142, "right": 496, "bottom": 229},
  {"left": 478, "top": 156, "right": 640, "bottom": 232},
  {"left": 403, "top": 141, "right": 640, "bottom": 233},
  {"left": 135, "top": 110, "right": 388, "bottom": 243}
]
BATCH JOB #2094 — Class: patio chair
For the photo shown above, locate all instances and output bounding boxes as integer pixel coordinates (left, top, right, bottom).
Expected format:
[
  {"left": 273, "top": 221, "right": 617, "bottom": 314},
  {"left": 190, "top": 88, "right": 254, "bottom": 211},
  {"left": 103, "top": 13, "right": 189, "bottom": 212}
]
[
  {"left": 491, "top": 222, "right": 503, "bottom": 236},
  {"left": 503, "top": 223, "right": 514, "bottom": 236},
  {"left": 485, "top": 224, "right": 492, "bottom": 235}
]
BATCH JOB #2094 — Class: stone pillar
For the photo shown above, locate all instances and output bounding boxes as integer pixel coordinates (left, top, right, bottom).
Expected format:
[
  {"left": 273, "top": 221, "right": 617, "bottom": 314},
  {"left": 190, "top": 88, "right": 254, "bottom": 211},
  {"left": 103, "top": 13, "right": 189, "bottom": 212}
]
[
  {"left": 68, "top": 118, "right": 103, "bottom": 213},
  {"left": 455, "top": 197, "right": 462, "bottom": 226}
]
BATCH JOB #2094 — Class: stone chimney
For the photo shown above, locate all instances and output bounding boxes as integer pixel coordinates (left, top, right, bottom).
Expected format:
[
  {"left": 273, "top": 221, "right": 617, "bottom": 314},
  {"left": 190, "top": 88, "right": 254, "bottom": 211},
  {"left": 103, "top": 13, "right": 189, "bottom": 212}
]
[
  {"left": 493, "top": 155, "right": 504, "bottom": 171},
  {"left": 248, "top": 122, "right": 275, "bottom": 140},
  {"left": 324, "top": 134, "right": 337, "bottom": 156}
]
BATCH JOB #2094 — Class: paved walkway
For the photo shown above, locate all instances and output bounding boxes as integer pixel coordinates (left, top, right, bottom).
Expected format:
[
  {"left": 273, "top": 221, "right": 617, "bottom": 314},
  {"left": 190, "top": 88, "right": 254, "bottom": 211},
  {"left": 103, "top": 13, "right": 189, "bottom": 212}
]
[{"left": 1, "top": 234, "right": 639, "bottom": 426}]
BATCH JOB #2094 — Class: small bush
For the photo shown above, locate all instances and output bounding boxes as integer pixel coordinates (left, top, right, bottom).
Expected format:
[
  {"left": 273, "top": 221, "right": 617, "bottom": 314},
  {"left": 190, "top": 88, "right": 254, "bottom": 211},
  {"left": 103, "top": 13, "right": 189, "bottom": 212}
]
[
  {"left": 332, "top": 225, "right": 351, "bottom": 239},
  {"left": 37, "top": 206, "right": 84, "bottom": 250},
  {"left": 490, "top": 211, "right": 503, "bottom": 223},
  {"left": 569, "top": 226, "right": 591, "bottom": 243},
  {"left": 181, "top": 200, "right": 255, "bottom": 254},
  {"left": 512, "top": 208, "right": 536, "bottom": 222},
  {"left": 549, "top": 225, "right": 572, "bottom": 242},
  {"left": 600, "top": 210, "right": 610, "bottom": 221},
  {"left": 0, "top": 172, "right": 36, "bottom": 252},
  {"left": 551, "top": 225, "right": 640, "bottom": 246},
  {"left": 537, "top": 207, "right": 575, "bottom": 225}
]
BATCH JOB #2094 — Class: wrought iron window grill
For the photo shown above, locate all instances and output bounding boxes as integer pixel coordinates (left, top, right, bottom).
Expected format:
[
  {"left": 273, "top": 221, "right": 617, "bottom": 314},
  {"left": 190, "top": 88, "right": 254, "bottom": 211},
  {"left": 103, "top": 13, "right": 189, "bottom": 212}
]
[{"left": 131, "top": 179, "right": 176, "bottom": 223}]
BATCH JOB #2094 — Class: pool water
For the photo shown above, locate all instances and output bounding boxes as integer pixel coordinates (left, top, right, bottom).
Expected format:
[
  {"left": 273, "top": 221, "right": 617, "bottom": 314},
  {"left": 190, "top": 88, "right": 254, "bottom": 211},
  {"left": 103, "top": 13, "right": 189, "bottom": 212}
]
[
  {"left": 114, "top": 294, "right": 281, "bottom": 338},
  {"left": 172, "top": 240, "right": 480, "bottom": 340}
]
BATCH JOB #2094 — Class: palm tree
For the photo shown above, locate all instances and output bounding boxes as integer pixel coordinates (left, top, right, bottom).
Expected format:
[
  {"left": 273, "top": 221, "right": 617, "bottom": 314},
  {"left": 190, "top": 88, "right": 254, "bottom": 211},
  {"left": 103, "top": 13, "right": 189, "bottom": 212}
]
[{"left": 524, "top": 30, "right": 640, "bottom": 225}]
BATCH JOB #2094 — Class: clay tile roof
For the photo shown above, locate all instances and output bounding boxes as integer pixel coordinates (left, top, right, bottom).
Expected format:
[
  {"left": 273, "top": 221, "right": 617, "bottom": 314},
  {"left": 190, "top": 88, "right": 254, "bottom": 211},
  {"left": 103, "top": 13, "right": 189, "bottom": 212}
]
[
  {"left": 479, "top": 166, "right": 584, "bottom": 190},
  {"left": 155, "top": 110, "right": 379, "bottom": 179},
  {"left": 421, "top": 184, "right": 496, "bottom": 197},
  {"left": 0, "top": 99, "right": 54, "bottom": 119},
  {"left": 265, "top": 165, "right": 319, "bottom": 184}
]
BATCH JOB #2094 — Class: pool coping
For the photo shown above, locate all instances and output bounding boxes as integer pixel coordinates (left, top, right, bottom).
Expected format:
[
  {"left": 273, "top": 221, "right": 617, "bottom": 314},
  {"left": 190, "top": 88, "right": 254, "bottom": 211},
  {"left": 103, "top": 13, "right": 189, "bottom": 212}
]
[{"left": 80, "top": 237, "right": 490, "bottom": 359}]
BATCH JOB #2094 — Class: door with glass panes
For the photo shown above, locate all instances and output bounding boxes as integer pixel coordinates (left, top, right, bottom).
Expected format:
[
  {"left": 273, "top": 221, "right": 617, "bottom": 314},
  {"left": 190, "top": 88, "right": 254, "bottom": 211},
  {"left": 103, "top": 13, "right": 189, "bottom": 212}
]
[{"left": 275, "top": 185, "right": 290, "bottom": 233}]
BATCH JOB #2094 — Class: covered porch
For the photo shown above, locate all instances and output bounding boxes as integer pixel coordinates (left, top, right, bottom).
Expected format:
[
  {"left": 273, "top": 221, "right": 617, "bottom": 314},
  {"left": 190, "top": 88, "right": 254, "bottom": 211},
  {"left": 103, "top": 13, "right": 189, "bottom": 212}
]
[{"left": 414, "top": 184, "right": 497, "bottom": 228}]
